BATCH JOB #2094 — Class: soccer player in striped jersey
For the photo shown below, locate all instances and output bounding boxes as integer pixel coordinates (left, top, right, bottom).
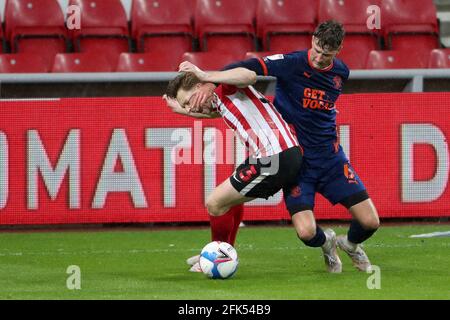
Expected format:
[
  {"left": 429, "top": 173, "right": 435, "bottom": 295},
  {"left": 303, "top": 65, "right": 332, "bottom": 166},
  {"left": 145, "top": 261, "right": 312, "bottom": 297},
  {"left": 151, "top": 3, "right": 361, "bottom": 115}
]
[
  {"left": 188, "top": 21, "right": 380, "bottom": 274},
  {"left": 164, "top": 62, "right": 312, "bottom": 272}
]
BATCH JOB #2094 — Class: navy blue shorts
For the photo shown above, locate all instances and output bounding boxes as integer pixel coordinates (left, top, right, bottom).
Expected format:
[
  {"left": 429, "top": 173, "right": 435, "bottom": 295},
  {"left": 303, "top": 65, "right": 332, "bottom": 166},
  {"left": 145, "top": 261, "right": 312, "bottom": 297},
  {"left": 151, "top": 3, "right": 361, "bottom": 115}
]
[{"left": 284, "top": 144, "right": 369, "bottom": 215}]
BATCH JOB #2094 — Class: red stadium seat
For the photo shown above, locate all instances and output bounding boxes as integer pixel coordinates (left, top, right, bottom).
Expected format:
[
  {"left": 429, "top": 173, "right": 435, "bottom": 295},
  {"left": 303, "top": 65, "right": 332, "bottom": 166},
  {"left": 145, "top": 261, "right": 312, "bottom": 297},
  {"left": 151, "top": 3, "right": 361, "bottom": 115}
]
[
  {"left": 428, "top": 49, "right": 450, "bottom": 68},
  {"left": 319, "top": 0, "right": 381, "bottom": 68},
  {"left": 116, "top": 53, "right": 180, "bottom": 72},
  {"left": 365, "top": 50, "right": 429, "bottom": 69},
  {"left": 0, "top": 22, "right": 5, "bottom": 52},
  {"left": 382, "top": 0, "right": 439, "bottom": 53},
  {"left": 131, "top": 0, "right": 194, "bottom": 64},
  {"left": 195, "top": 0, "right": 257, "bottom": 58},
  {"left": 51, "top": 53, "right": 114, "bottom": 72},
  {"left": 69, "top": 0, "right": 130, "bottom": 65},
  {"left": 5, "top": 0, "right": 68, "bottom": 64},
  {"left": 256, "top": 0, "right": 317, "bottom": 52},
  {"left": 0, "top": 53, "right": 50, "bottom": 73},
  {"left": 337, "top": 36, "right": 376, "bottom": 69},
  {"left": 182, "top": 52, "right": 240, "bottom": 71}
]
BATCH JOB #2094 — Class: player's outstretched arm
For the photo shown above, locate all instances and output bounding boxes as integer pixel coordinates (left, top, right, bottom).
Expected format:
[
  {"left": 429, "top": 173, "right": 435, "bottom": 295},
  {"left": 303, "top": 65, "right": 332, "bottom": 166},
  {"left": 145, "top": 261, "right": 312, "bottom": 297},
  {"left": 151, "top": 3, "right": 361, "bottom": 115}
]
[
  {"left": 179, "top": 61, "right": 256, "bottom": 88},
  {"left": 163, "top": 95, "right": 220, "bottom": 119}
]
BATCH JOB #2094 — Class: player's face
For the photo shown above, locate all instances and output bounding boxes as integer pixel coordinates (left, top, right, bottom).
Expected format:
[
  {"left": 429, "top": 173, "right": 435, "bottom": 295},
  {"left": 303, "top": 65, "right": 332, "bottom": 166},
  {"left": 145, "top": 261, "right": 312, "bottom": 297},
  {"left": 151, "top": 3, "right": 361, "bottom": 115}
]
[
  {"left": 177, "top": 84, "right": 214, "bottom": 112},
  {"left": 310, "top": 37, "right": 341, "bottom": 69}
]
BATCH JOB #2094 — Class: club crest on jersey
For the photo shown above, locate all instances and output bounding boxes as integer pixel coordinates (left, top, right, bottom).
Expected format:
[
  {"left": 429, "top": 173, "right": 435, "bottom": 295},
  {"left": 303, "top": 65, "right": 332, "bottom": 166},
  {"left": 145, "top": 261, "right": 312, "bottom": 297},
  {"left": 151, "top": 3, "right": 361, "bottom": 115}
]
[
  {"left": 333, "top": 76, "right": 342, "bottom": 90},
  {"left": 344, "top": 163, "right": 358, "bottom": 184},
  {"left": 290, "top": 186, "right": 301, "bottom": 198}
]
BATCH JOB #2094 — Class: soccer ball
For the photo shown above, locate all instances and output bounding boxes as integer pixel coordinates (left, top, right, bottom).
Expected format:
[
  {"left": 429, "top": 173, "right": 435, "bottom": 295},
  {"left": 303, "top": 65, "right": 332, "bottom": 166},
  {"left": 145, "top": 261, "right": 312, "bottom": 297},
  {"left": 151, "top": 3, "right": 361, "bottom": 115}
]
[{"left": 199, "top": 241, "right": 239, "bottom": 279}]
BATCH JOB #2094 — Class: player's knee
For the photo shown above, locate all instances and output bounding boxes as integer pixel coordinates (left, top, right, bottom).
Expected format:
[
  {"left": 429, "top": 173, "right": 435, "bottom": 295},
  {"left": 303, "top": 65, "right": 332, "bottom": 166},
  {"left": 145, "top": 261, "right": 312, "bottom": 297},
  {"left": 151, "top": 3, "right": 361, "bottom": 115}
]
[
  {"left": 364, "top": 216, "right": 380, "bottom": 230},
  {"left": 205, "top": 198, "right": 227, "bottom": 217},
  {"left": 296, "top": 224, "right": 316, "bottom": 241}
]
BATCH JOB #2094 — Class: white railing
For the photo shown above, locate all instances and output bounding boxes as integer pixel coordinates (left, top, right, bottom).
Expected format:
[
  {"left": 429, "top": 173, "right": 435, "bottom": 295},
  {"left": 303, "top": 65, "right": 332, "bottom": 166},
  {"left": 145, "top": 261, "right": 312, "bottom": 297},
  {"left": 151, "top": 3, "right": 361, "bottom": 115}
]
[{"left": 0, "top": 69, "right": 450, "bottom": 92}]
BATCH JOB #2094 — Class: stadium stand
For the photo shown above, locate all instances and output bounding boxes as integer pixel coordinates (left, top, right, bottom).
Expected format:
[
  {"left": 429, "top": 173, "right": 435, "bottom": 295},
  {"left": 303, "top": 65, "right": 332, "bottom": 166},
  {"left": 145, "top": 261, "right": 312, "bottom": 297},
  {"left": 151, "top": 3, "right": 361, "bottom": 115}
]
[
  {"left": 256, "top": 0, "right": 317, "bottom": 52},
  {"left": 131, "top": 0, "right": 194, "bottom": 65},
  {"left": 69, "top": 0, "right": 130, "bottom": 66},
  {"left": 382, "top": 0, "right": 440, "bottom": 53},
  {"left": 318, "top": 0, "right": 381, "bottom": 69},
  {"left": 428, "top": 48, "right": 450, "bottom": 68},
  {"left": 5, "top": 0, "right": 68, "bottom": 65},
  {"left": 51, "top": 52, "right": 114, "bottom": 72},
  {"left": 0, "top": 53, "right": 50, "bottom": 72},
  {"left": 365, "top": 50, "right": 430, "bottom": 69},
  {"left": 116, "top": 52, "right": 180, "bottom": 71},
  {"left": 195, "top": 0, "right": 257, "bottom": 59},
  {"left": 182, "top": 51, "right": 239, "bottom": 70},
  {"left": 0, "top": 0, "right": 446, "bottom": 73}
]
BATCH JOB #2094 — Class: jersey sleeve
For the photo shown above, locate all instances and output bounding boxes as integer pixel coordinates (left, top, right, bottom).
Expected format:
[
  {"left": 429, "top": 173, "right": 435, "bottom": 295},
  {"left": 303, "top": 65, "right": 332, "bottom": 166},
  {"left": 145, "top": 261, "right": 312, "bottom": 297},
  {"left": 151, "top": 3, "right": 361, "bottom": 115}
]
[{"left": 259, "top": 52, "right": 302, "bottom": 78}]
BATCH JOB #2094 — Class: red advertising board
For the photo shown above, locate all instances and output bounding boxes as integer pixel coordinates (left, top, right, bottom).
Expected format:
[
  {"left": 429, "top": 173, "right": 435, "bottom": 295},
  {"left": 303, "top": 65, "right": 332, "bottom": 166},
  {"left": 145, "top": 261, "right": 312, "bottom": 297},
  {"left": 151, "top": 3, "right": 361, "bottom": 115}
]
[{"left": 0, "top": 93, "right": 449, "bottom": 225}]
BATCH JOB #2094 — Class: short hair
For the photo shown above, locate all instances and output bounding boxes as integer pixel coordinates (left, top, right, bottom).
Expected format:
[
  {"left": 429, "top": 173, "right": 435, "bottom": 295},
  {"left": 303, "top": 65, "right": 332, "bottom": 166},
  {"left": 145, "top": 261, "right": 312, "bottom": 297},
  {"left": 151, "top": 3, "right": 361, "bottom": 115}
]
[
  {"left": 313, "top": 20, "right": 345, "bottom": 51},
  {"left": 166, "top": 72, "right": 202, "bottom": 99}
]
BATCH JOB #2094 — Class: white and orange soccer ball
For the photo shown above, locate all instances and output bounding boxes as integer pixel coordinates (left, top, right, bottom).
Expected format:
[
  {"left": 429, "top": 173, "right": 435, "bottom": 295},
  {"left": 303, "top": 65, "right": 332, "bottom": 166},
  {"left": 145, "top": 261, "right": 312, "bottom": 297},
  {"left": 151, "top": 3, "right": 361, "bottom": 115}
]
[{"left": 199, "top": 241, "right": 239, "bottom": 279}]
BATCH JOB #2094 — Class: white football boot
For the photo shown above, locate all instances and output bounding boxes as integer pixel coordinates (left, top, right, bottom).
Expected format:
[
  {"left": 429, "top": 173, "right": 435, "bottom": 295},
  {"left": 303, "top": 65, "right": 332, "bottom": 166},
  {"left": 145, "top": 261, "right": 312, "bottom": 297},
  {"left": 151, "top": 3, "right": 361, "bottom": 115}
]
[
  {"left": 189, "top": 262, "right": 202, "bottom": 273},
  {"left": 321, "top": 229, "right": 342, "bottom": 273},
  {"left": 186, "top": 255, "right": 201, "bottom": 272},
  {"left": 186, "top": 254, "right": 200, "bottom": 266},
  {"left": 337, "top": 235, "right": 372, "bottom": 272}
]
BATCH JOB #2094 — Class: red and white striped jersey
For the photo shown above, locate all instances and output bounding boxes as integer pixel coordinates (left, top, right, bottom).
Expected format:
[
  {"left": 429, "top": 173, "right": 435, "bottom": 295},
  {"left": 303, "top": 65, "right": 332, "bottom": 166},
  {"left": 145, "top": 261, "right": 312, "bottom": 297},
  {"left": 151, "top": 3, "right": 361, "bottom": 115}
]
[{"left": 212, "top": 84, "right": 299, "bottom": 158}]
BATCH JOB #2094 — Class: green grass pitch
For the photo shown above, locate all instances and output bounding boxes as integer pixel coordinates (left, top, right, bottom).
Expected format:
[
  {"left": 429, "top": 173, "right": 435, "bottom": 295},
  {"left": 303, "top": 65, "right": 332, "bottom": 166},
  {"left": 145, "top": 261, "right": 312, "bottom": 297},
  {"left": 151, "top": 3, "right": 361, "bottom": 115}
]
[{"left": 0, "top": 224, "right": 449, "bottom": 300}]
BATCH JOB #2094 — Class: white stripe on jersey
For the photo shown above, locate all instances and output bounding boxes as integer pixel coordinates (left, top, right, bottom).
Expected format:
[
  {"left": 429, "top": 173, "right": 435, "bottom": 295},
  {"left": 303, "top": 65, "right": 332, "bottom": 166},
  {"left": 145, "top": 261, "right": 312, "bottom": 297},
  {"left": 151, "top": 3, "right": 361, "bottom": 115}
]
[
  {"left": 216, "top": 96, "right": 261, "bottom": 156},
  {"left": 229, "top": 92, "right": 283, "bottom": 156},
  {"left": 248, "top": 86, "right": 298, "bottom": 148}
]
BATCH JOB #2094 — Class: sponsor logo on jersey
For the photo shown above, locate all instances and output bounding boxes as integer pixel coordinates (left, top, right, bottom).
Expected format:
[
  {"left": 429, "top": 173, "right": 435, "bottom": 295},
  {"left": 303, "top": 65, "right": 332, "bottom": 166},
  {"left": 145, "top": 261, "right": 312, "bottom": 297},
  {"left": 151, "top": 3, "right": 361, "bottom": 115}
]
[
  {"left": 302, "top": 88, "right": 335, "bottom": 111},
  {"left": 238, "top": 165, "right": 258, "bottom": 182}
]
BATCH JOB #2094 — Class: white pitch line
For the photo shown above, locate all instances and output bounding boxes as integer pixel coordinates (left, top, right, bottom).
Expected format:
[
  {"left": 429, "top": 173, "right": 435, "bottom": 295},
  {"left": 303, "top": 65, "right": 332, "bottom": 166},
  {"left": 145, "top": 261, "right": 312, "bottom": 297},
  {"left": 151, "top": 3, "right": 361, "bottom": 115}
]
[{"left": 410, "top": 231, "right": 450, "bottom": 238}]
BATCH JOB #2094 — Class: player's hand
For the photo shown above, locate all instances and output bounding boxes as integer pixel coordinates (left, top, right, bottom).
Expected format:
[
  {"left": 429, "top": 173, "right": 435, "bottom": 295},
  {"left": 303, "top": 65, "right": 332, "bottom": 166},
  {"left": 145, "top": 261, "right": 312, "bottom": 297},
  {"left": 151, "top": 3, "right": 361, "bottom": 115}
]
[
  {"left": 163, "top": 94, "right": 187, "bottom": 115},
  {"left": 179, "top": 61, "right": 208, "bottom": 81},
  {"left": 188, "top": 83, "right": 217, "bottom": 112}
]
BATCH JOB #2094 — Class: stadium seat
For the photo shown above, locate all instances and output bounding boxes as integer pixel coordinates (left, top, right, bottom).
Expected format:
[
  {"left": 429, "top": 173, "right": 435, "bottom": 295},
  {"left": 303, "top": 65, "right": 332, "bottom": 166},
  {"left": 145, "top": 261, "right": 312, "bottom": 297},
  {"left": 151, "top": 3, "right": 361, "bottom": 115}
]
[
  {"left": 51, "top": 53, "right": 114, "bottom": 72},
  {"left": 195, "top": 0, "right": 257, "bottom": 58},
  {"left": 365, "top": 50, "right": 429, "bottom": 69},
  {"left": 0, "top": 20, "right": 5, "bottom": 52},
  {"left": 5, "top": 0, "right": 68, "bottom": 64},
  {"left": 69, "top": 0, "right": 130, "bottom": 66},
  {"left": 0, "top": 53, "right": 50, "bottom": 73},
  {"left": 256, "top": 0, "right": 317, "bottom": 52},
  {"left": 382, "top": 0, "right": 440, "bottom": 53},
  {"left": 337, "top": 36, "right": 375, "bottom": 69},
  {"left": 428, "top": 49, "right": 450, "bottom": 68},
  {"left": 116, "top": 53, "right": 180, "bottom": 72},
  {"left": 131, "top": 0, "right": 194, "bottom": 64},
  {"left": 319, "top": 0, "right": 381, "bottom": 69},
  {"left": 182, "top": 52, "right": 240, "bottom": 71}
]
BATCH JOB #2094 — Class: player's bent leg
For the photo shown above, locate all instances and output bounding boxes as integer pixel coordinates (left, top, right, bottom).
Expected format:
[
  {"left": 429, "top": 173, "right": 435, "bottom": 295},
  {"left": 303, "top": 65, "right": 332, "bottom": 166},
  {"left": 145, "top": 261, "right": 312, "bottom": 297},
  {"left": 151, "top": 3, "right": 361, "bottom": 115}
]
[
  {"left": 206, "top": 180, "right": 253, "bottom": 247},
  {"left": 292, "top": 210, "right": 317, "bottom": 241},
  {"left": 206, "top": 179, "right": 254, "bottom": 217},
  {"left": 338, "top": 197, "right": 380, "bottom": 272},
  {"left": 292, "top": 210, "right": 342, "bottom": 273},
  {"left": 349, "top": 198, "right": 380, "bottom": 231}
]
